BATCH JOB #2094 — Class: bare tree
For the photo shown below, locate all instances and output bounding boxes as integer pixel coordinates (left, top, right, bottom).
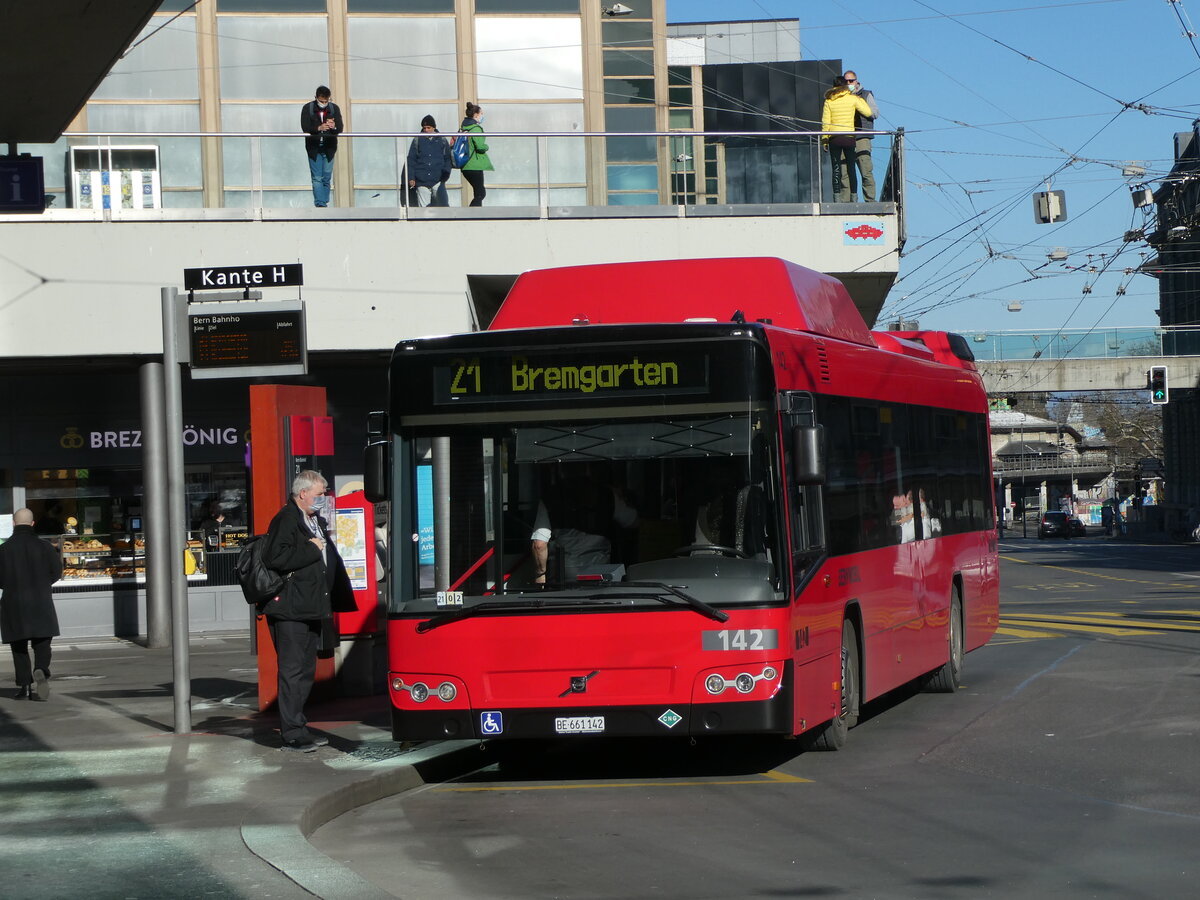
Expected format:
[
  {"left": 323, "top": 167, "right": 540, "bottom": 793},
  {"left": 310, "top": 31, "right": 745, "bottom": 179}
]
[{"left": 1047, "top": 392, "right": 1163, "bottom": 465}]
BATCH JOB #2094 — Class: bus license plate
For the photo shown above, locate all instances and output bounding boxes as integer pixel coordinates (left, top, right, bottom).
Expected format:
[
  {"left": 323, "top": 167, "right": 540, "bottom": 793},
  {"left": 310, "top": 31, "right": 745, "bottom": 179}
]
[{"left": 555, "top": 716, "right": 605, "bottom": 734}]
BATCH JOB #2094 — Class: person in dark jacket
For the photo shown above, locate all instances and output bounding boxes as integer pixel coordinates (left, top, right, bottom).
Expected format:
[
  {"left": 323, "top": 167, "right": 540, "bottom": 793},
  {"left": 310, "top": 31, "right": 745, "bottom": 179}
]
[
  {"left": 262, "top": 470, "right": 355, "bottom": 752},
  {"left": 0, "top": 508, "right": 64, "bottom": 701},
  {"left": 407, "top": 115, "right": 452, "bottom": 207},
  {"left": 300, "top": 86, "right": 344, "bottom": 208}
]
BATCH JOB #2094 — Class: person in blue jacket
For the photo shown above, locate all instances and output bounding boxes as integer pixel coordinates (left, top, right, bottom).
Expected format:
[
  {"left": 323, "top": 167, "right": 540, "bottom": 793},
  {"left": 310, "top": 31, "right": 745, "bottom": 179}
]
[{"left": 406, "top": 115, "right": 451, "bottom": 207}]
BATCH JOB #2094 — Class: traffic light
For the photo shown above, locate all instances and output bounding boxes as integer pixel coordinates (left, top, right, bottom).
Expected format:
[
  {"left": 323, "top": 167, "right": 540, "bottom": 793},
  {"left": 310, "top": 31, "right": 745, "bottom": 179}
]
[{"left": 1149, "top": 365, "right": 1169, "bottom": 405}]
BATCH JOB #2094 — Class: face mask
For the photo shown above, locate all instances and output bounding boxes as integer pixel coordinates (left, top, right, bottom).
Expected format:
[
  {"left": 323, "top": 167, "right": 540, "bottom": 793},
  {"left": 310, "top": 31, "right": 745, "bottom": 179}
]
[
  {"left": 317, "top": 101, "right": 329, "bottom": 108},
  {"left": 848, "top": 83, "right": 859, "bottom": 93}
]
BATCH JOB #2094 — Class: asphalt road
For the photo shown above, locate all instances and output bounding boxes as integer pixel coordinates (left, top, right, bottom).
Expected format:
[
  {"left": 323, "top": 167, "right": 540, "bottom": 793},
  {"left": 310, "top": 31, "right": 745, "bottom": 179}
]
[{"left": 311, "top": 535, "right": 1200, "bottom": 900}]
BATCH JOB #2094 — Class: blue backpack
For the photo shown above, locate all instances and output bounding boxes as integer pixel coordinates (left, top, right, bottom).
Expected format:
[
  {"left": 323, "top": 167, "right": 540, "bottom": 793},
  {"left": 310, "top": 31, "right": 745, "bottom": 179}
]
[{"left": 451, "top": 133, "right": 471, "bottom": 168}]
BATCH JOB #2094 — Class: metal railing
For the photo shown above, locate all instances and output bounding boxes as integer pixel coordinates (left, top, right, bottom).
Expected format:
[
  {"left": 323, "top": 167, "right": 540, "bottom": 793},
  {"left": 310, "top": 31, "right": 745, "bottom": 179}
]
[
  {"left": 993, "top": 449, "right": 1119, "bottom": 474},
  {"left": 24, "top": 128, "right": 904, "bottom": 216}
]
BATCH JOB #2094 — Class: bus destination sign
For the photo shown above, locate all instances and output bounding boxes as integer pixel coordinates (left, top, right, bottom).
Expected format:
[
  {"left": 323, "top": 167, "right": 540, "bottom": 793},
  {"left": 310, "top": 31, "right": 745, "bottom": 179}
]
[
  {"left": 183, "top": 263, "right": 303, "bottom": 292},
  {"left": 187, "top": 301, "right": 307, "bottom": 379},
  {"left": 432, "top": 348, "right": 709, "bottom": 404}
]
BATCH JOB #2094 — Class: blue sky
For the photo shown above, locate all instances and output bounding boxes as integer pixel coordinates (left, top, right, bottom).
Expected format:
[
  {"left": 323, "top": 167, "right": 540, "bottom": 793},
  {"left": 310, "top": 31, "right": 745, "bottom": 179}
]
[{"left": 667, "top": 0, "right": 1198, "bottom": 335}]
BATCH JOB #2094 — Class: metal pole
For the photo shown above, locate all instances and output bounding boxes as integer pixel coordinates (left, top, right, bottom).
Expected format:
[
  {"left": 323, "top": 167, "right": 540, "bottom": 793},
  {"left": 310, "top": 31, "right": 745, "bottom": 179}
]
[
  {"left": 433, "top": 436, "right": 451, "bottom": 591},
  {"left": 140, "top": 361, "right": 170, "bottom": 649},
  {"left": 161, "top": 286, "right": 191, "bottom": 733}
]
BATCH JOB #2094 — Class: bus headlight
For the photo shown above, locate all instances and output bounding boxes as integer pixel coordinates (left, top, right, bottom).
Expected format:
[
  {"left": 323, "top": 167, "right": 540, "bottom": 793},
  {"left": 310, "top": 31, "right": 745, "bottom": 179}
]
[
  {"left": 705, "top": 674, "right": 727, "bottom": 695},
  {"left": 437, "top": 681, "right": 457, "bottom": 702},
  {"left": 734, "top": 673, "right": 756, "bottom": 693},
  {"left": 409, "top": 682, "right": 430, "bottom": 703}
]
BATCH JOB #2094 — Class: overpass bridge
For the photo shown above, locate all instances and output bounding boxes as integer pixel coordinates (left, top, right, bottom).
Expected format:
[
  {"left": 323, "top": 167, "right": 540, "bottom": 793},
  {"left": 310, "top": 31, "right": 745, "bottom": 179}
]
[{"left": 957, "top": 326, "right": 1200, "bottom": 394}]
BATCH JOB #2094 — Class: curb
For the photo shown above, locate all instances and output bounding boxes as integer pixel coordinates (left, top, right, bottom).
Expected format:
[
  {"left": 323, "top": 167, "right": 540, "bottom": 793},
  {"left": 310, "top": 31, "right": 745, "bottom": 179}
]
[{"left": 240, "top": 740, "right": 480, "bottom": 898}]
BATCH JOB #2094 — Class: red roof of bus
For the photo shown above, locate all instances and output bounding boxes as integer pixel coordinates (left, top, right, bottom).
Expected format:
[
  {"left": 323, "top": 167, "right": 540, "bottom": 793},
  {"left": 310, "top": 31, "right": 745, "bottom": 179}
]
[{"left": 488, "top": 257, "right": 877, "bottom": 347}]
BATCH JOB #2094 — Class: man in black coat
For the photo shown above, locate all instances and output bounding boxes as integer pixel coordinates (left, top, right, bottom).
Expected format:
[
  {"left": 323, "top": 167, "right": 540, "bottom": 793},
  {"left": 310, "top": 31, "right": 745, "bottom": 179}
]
[
  {"left": 1, "top": 508, "right": 64, "bottom": 701},
  {"left": 262, "top": 470, "right": 355, "bottom": 752},
  {"left": 300, "top": 85, "right": 343, "bottom": 208}
]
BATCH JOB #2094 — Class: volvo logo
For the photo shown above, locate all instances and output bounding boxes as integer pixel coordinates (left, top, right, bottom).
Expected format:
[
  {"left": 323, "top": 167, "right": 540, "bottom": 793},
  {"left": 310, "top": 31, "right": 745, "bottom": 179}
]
[{"left": 559, "top": 670, "right": 599, "bottom": 697}]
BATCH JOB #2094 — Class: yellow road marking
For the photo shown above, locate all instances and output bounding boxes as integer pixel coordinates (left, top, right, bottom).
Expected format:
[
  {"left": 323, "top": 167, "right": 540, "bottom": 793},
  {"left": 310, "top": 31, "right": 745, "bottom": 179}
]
[
  {"left": 995, "top": 626, "right": 1064, "bottom": 639},
  {"left": 1000, "top": 554, "right": 1198, "bottom": 589},
  {"left": 1001, "top": 620, "right": 1154, "bottom": 636},
  {"left": 435, "top": 771, "right": 812, "bottom": 792}
]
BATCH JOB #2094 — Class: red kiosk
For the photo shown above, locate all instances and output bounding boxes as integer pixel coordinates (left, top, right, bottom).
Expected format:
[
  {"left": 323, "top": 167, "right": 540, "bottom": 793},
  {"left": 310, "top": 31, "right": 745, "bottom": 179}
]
[{"left": 249, "top": 385, "right": 381, "bottom": 711}]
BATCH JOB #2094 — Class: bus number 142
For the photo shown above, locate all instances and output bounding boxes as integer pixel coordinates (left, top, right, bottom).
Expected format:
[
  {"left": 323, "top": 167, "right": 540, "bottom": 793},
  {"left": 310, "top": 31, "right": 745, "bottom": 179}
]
[{"left": 703, "top": 629, "right": 778, "bottom": 651}]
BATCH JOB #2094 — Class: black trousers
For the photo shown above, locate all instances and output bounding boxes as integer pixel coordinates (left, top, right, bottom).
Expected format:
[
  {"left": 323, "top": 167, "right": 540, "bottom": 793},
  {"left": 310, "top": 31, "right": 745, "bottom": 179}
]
[
  {"left": 462, "top": 169, "right": 486, "bottom": 206},
  {"left": 10, "top": 637, "right": 52, "bottom": 686},
  {"left": 267, "top": 618, "right": 320, "bottom": 742}
]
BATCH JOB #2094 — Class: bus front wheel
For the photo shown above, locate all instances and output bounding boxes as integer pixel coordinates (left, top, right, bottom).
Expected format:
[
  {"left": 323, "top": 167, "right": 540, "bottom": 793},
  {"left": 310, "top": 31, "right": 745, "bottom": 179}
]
[{"left": 806, "top": 618, "right": 860, "bottom": 751}]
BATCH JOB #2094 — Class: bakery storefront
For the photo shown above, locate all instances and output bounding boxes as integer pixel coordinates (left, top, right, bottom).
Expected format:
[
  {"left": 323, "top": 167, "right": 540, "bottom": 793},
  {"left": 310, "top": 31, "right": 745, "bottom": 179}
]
[
  {"left": 0, "top": 372, "right": 252, "bottom": 637},
  {"left": 0, "top": 365, "right": 385, "bottom": 638}
]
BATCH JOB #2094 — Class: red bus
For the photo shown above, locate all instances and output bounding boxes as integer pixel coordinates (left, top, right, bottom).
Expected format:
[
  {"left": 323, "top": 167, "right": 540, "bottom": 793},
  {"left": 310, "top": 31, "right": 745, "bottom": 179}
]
[{"left": 364, "top": 257, "right": 999, "bottom": 748}]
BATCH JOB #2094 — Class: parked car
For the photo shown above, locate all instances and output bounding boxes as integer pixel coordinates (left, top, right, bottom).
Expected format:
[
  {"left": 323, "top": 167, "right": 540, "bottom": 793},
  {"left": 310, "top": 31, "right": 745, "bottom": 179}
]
[
  {"left": 1038, "top": 511, "right": 1072, "bottom": 539},
  {"left": 1068, "top": 516, "right": 1086, "bottom": 537}
]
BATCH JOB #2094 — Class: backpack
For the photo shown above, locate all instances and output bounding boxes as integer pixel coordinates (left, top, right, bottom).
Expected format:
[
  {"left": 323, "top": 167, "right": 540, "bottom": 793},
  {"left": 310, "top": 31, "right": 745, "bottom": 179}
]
[
  {"left": 235, "top": 534, "right": 285, "bottom": 608},
  {"left": 451, "top": 133, "right": 471, "bottom": 168}
]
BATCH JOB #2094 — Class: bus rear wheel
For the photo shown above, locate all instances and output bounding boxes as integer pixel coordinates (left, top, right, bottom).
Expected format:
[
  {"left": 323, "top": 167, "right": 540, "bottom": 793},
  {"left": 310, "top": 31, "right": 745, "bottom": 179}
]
[
  {"left": 924, "top": 590, "right": 963, "bottom": 693},
  {"left": 807, "top": 618, "right": 860, "bottom": 751}
]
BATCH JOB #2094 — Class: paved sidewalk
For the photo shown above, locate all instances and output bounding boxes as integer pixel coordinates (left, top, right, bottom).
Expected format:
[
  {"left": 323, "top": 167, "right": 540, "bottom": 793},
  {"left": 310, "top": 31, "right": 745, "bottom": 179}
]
[{"left": 0, "top": 633, "right": 473, "bottom": 899}]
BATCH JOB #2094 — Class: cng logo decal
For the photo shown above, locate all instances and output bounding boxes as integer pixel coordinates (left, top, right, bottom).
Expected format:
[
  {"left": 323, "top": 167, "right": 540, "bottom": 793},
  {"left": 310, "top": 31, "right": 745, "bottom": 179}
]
[{"left": 658, "top": 709, "right": 682, "bottom": 729}]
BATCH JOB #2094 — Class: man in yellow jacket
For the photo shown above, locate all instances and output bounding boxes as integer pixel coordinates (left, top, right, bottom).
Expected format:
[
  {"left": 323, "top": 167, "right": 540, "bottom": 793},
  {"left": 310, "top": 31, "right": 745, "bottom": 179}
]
[{"left": 821, "top": 76, "right": 874, "bottom": 203}]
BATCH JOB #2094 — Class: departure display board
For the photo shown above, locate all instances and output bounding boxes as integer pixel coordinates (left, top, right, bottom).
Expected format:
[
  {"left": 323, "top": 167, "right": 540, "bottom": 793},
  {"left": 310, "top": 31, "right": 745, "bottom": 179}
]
[{"left": 187, "top": 301, "right": 307, "bottom": 379}]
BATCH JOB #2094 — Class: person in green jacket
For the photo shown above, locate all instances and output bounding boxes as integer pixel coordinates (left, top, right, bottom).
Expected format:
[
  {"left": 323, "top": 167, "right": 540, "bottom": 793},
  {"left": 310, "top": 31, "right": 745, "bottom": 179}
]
[{"left": 460, "top": 102, "right": 493, "bottom": 207}]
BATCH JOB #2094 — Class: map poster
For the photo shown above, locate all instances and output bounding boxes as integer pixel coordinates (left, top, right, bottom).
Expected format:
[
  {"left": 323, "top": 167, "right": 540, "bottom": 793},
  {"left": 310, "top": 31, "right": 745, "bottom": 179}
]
[{"left": 334, "top": 506, "right": 369, "bottom": 591}]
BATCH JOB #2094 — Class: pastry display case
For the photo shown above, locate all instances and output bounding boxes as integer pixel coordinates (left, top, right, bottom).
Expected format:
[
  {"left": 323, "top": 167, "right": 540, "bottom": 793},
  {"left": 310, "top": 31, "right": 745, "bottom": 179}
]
[{"left": 54, "top": 533, "right": 206, "bottom": 585}]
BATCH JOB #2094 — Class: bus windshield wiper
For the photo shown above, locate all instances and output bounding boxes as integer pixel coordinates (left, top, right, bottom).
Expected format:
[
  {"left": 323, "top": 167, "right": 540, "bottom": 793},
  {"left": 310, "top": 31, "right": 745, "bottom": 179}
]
[
  {"left": 596, "top": 580, "right": 729, "bottom": 623},
  {"left": 416, "top": 597, "right": 624, "bottom": 633}
]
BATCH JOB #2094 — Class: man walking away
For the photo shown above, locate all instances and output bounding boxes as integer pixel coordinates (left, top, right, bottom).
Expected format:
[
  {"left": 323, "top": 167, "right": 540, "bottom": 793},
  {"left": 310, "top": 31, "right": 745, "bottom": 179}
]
[
  {"left": 261, "top": 471, "right": 355, "bottom": 752},
  {"left": 1, "top": 509, "right": 64, "bottom": 701},
  {"left": 844, "top": 70, "right": 880, "bottom": 202},
  {"left": 301, "top": 86, "right": 343, "bottom": 208}
]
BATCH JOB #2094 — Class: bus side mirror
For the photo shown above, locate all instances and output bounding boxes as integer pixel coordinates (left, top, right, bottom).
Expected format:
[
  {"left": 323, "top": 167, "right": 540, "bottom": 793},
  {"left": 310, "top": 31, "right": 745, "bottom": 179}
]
[
  {"left": 793, "top": 425, "right": 825, "bottom": 486},
  {"left": 364, "top": 440, "right": 389, "bottom": 503}
]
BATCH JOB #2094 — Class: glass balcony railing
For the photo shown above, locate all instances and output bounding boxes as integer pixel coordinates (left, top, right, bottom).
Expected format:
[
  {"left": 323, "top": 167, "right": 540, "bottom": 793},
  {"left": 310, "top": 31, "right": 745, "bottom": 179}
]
[
  {"left": 964, "top": 326, "right": 1200, "bottom": 361},
  {"left": 18, "top": 129, "right": 904, "bottom": 216}
]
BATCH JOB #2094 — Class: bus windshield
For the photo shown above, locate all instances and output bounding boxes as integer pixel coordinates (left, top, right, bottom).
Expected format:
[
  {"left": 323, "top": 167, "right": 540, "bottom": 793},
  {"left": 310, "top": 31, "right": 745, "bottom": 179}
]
[{"left": 399, "top": 408, "right": 784, "bottom": 614}]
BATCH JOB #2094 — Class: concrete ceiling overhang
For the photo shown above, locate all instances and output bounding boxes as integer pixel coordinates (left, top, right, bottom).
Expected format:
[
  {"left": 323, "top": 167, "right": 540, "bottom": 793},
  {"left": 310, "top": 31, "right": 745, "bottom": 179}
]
[{"left": 2, "top": 1, "right": 162, "bottom": 146}]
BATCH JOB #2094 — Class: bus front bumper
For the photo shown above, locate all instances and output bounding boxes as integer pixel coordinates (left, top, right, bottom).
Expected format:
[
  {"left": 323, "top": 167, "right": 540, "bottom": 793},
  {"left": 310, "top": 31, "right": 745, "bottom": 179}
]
[{"left": 391, "top": 693, "right": 793, "bottom": 741}]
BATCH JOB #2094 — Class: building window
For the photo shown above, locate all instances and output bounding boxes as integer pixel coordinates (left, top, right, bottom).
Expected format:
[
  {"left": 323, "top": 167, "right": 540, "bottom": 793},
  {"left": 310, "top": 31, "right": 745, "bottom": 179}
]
[{"left": 475, "top": 17, "right": 583, "bottom": 100}]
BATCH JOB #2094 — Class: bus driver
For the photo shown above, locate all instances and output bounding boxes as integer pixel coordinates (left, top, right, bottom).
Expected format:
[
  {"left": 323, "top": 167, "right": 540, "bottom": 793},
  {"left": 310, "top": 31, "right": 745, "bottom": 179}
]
[{"left": 530, "top": 474, "right": 637, "bottom": 584}]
